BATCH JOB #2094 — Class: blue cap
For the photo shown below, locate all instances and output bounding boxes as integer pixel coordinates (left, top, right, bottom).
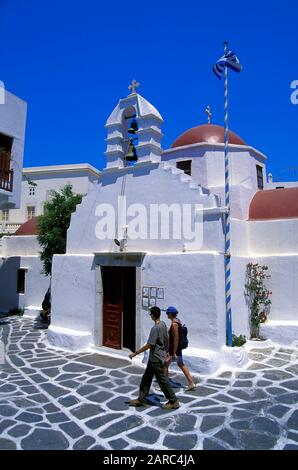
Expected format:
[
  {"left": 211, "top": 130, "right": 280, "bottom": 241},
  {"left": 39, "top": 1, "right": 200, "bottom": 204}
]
[{"left": 166, "top": 306, "right": 178, "bottom": 314}]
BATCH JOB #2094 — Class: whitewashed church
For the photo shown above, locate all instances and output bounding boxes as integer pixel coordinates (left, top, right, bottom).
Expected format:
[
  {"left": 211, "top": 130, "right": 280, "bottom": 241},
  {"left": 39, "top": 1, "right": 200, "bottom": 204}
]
[{"left": 1, "top": 85, "right": 298, "bottom": 372}]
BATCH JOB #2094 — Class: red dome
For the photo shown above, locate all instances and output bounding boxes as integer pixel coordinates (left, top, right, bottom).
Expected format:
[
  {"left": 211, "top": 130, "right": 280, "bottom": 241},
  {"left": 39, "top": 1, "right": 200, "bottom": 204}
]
[
  {"left": 171, "top": 124, "right": 246, "bottom": 148},
  {"left": 15, "top": 217, "right": 38, "bottom": 236},
  {"left": 249, "top": 188, "right": 298, "bottom": 221}
]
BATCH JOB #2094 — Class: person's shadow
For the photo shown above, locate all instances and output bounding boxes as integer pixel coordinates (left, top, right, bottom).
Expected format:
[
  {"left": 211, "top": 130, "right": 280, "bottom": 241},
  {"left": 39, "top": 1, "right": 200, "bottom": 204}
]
[
  {"left": 34, "top": 316, "right": 49, "bottom": 330},
  {"left": 0, "top": 312, "right": 10, "bottom": 325}
]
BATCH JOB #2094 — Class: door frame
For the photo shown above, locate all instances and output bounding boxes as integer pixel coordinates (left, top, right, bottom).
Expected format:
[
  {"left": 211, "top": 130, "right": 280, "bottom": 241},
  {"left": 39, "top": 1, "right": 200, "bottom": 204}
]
[{"left": 93, "top": 252, "right": 145, "bottom": 350}]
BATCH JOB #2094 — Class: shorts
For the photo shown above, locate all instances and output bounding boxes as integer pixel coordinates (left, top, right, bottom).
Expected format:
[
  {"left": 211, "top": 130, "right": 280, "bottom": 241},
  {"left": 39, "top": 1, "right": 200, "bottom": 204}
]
[{"left": 169, "top": 354, "right": 184, "bottom": 366}]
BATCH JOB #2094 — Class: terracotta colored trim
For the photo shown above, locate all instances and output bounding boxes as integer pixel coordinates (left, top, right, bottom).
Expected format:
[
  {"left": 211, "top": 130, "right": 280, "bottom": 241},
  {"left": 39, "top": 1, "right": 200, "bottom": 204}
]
[
  {"left": 249, "top": 188, "right": 298, "bottom": 221},
  {"left": 171, "top": 124, "right": 246, "bottom": 148}
]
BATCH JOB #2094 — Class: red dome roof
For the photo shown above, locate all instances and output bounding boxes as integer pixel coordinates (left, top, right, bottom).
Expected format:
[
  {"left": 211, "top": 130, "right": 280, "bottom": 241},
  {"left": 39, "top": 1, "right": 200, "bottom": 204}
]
[
  {"left": 171, "top": 124, "right": 246, "bottom": 148},
  {"left": 15, "top": 217, "right": 38, "bottom": 236},
  {"left": 249, "top": 188, "right": 298, "bottom": 221}
]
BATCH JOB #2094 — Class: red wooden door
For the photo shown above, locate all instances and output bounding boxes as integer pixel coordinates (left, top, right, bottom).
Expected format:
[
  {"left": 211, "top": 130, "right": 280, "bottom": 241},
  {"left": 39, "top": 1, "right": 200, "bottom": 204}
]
[{"left": 102, "top": 267, "right": 123, "bottom": 349}]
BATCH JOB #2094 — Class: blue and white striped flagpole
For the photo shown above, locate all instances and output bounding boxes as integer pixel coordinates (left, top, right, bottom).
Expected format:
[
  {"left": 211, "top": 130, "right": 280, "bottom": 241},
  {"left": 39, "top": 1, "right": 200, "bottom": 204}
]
[{"left": 223, "top": 41, "right": 232, "bottom": 347}]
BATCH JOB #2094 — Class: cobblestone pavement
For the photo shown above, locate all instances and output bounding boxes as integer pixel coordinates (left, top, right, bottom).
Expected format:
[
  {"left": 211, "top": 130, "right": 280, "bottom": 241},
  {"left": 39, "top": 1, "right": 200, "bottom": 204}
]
[{"left": 0, "top": 316, "right": 298, "bottom": 450}]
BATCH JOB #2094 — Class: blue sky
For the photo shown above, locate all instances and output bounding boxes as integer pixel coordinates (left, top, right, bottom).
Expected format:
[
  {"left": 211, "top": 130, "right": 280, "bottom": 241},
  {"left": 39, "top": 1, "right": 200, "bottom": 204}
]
[{"left": 1, "top": 0, "right": 297, "bottom": 180}]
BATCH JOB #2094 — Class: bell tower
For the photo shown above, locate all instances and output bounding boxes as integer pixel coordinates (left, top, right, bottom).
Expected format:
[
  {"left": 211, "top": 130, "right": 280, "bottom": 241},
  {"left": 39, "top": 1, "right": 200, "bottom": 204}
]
[{"left": 104, "top": 81, "right": 163, "bottom": 169}]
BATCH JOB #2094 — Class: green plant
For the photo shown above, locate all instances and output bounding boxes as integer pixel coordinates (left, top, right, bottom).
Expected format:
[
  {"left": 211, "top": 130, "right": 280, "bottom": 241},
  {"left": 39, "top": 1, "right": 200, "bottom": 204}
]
[
  {"left": 245, "top": 263, "right": 272, "bottom": 338},
  {"left": 8, "top": 308, "right": 24, "bottom": 316},
  {"left": 232, "top": 334, "right": 247, "bottom": 347},
  {"left": 37, "top": 184, "right": 84, "bottom": 276},
  {"left": 26, "top": 178, "right": 37, "bottom": 187},
  {"left": 40, "top": 287, "right": 51, "bottom": 323}
]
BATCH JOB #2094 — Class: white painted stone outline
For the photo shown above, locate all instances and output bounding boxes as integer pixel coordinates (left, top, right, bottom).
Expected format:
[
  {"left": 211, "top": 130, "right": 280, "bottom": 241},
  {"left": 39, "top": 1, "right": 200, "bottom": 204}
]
[{"left": 0, "top": 317, "right": 298, "bottom": 450}]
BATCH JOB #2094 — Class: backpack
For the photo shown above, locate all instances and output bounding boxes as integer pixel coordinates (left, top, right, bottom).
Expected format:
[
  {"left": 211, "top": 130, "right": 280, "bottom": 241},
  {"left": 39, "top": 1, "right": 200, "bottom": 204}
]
[{"left": 179, "top": 323, "right": 189, "bottom": 349}]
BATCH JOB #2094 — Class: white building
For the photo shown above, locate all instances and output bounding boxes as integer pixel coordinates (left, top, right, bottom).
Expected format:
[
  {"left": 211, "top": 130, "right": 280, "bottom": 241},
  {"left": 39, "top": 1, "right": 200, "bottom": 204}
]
[
  {"left": 0, "top": 225, "right": 49, "bottom": 317},
  {"left": 1, "top": 163, "right": 100, "bottom": 233},
  {"left": 43, "top": 87, "right": 298, "bottom": 372},
  {"left": 0, "top": 89, "right": 27, "bottom": 211},
  {"left": 1, "top": 86, "right": 297, "bottom": 374},
  {"left": 0, "top": 163, "right": 100, "bottom": 316},
  {"left": 266, "top": 172, "right": 298, "bottom": 190}
]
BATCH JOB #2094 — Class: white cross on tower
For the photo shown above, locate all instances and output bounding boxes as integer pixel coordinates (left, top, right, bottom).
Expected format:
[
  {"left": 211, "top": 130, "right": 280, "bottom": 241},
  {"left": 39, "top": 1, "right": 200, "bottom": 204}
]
[
  {"left": 128, "top": 79, "right": 140, "bottom": 95},
  {"left": 205, "top": 105, "right": 212, "bottom": 124}
]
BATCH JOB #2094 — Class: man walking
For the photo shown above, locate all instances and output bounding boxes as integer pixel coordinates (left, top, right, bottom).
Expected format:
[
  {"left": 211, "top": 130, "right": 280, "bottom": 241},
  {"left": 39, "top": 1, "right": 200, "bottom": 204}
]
[{"left": 128, "top": 306, "right": 180, "bottom": 410}]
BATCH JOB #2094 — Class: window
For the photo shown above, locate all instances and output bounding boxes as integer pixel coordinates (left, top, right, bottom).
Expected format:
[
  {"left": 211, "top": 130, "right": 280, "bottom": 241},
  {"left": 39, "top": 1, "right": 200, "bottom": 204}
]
[
  {"left": 176, "top": 160, "right": 192, "bottom": 176},
  {"left": 0, "top": 133, "right": 13, "bottom": 173},
  {"left": 26, "top": 206, "right": 35, "bottom": 220},
  {"left": 29, "top": 186, "right": 35, "bottom": 196},
  {"left": 0, "top": 133, "right": 13, "bottom": 153},
  {"left": 1, "top": 209, "right": 9, "bottom": 222},
  {"left": 17, "top": 269, "right": 26, "bottom": 294},
  {"left": 0, "top": 133, "right": 13, "bottom": 191},
  {"left": 256, "top": 165, "right": 264, "bottom": 190}
]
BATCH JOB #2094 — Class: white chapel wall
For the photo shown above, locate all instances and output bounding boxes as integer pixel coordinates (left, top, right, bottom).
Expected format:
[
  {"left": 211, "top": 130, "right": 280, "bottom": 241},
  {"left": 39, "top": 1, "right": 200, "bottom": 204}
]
[
  {"left": 66, "top": 164, "right": 223, "bottom": 255},
  {"left": 248, "top": 219, "right": 298, "bottom": 255},
  {"left": 50, "top": 251, "right": 227, "bottom": 353}
]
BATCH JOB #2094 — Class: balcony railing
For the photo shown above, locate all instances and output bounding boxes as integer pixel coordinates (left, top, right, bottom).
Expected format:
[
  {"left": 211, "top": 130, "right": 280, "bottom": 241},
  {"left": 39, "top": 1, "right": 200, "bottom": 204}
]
[
  {"left": 0, "top": 169, "right": 13, "bottom": 192},
  {"left": 0, "top": 221, "right": 21, "bottom": 234}
]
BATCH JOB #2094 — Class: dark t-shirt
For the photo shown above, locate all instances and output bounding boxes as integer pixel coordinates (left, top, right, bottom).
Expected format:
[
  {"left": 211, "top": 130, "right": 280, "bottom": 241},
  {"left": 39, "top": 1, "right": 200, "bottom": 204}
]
[
  {"left": 169, "top": 320, "right": 182, "bottom": 356},
  {"left": 147, "top": 321, "right": 168, "bottom": 364}
]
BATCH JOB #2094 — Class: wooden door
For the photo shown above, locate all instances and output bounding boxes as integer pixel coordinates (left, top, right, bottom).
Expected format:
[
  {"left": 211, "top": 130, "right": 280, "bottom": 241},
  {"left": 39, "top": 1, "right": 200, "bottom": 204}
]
[{"left": 102, "top": 266, "right": 123, "bottom": 349}]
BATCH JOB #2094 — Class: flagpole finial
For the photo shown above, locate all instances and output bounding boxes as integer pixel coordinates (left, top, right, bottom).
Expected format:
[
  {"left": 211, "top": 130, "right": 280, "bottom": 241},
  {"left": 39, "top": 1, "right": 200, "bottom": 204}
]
[{"left": 205, "top": 105, "right": 212, "bottom": 124}]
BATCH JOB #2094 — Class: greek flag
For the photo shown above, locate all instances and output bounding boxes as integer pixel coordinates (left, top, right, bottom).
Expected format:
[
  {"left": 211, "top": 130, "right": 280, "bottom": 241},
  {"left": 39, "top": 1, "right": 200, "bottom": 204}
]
[{"left": 213, "top": 50, "right": 242, "bottom": 79}]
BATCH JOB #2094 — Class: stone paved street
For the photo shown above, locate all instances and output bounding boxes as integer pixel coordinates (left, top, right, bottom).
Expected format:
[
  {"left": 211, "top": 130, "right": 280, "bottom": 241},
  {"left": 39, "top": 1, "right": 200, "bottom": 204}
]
[{"left": 0, "top": 315, "right": 298, "bottom": 450}]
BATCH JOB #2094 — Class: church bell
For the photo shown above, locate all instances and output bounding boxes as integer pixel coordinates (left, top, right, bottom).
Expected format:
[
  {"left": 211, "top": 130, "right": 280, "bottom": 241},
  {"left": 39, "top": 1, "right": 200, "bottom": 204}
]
[
  {"left": 125, "top": 139, "right": 138, "bottom": 162},
  {"left": 128, "top": 117, "right": 138, "bottom": 135}
]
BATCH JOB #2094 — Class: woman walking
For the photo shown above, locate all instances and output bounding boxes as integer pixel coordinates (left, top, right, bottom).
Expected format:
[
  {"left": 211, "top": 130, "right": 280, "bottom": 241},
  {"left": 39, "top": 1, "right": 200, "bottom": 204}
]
[{"left": 164, "top": 306, "right": 196, "bottom": 391}]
